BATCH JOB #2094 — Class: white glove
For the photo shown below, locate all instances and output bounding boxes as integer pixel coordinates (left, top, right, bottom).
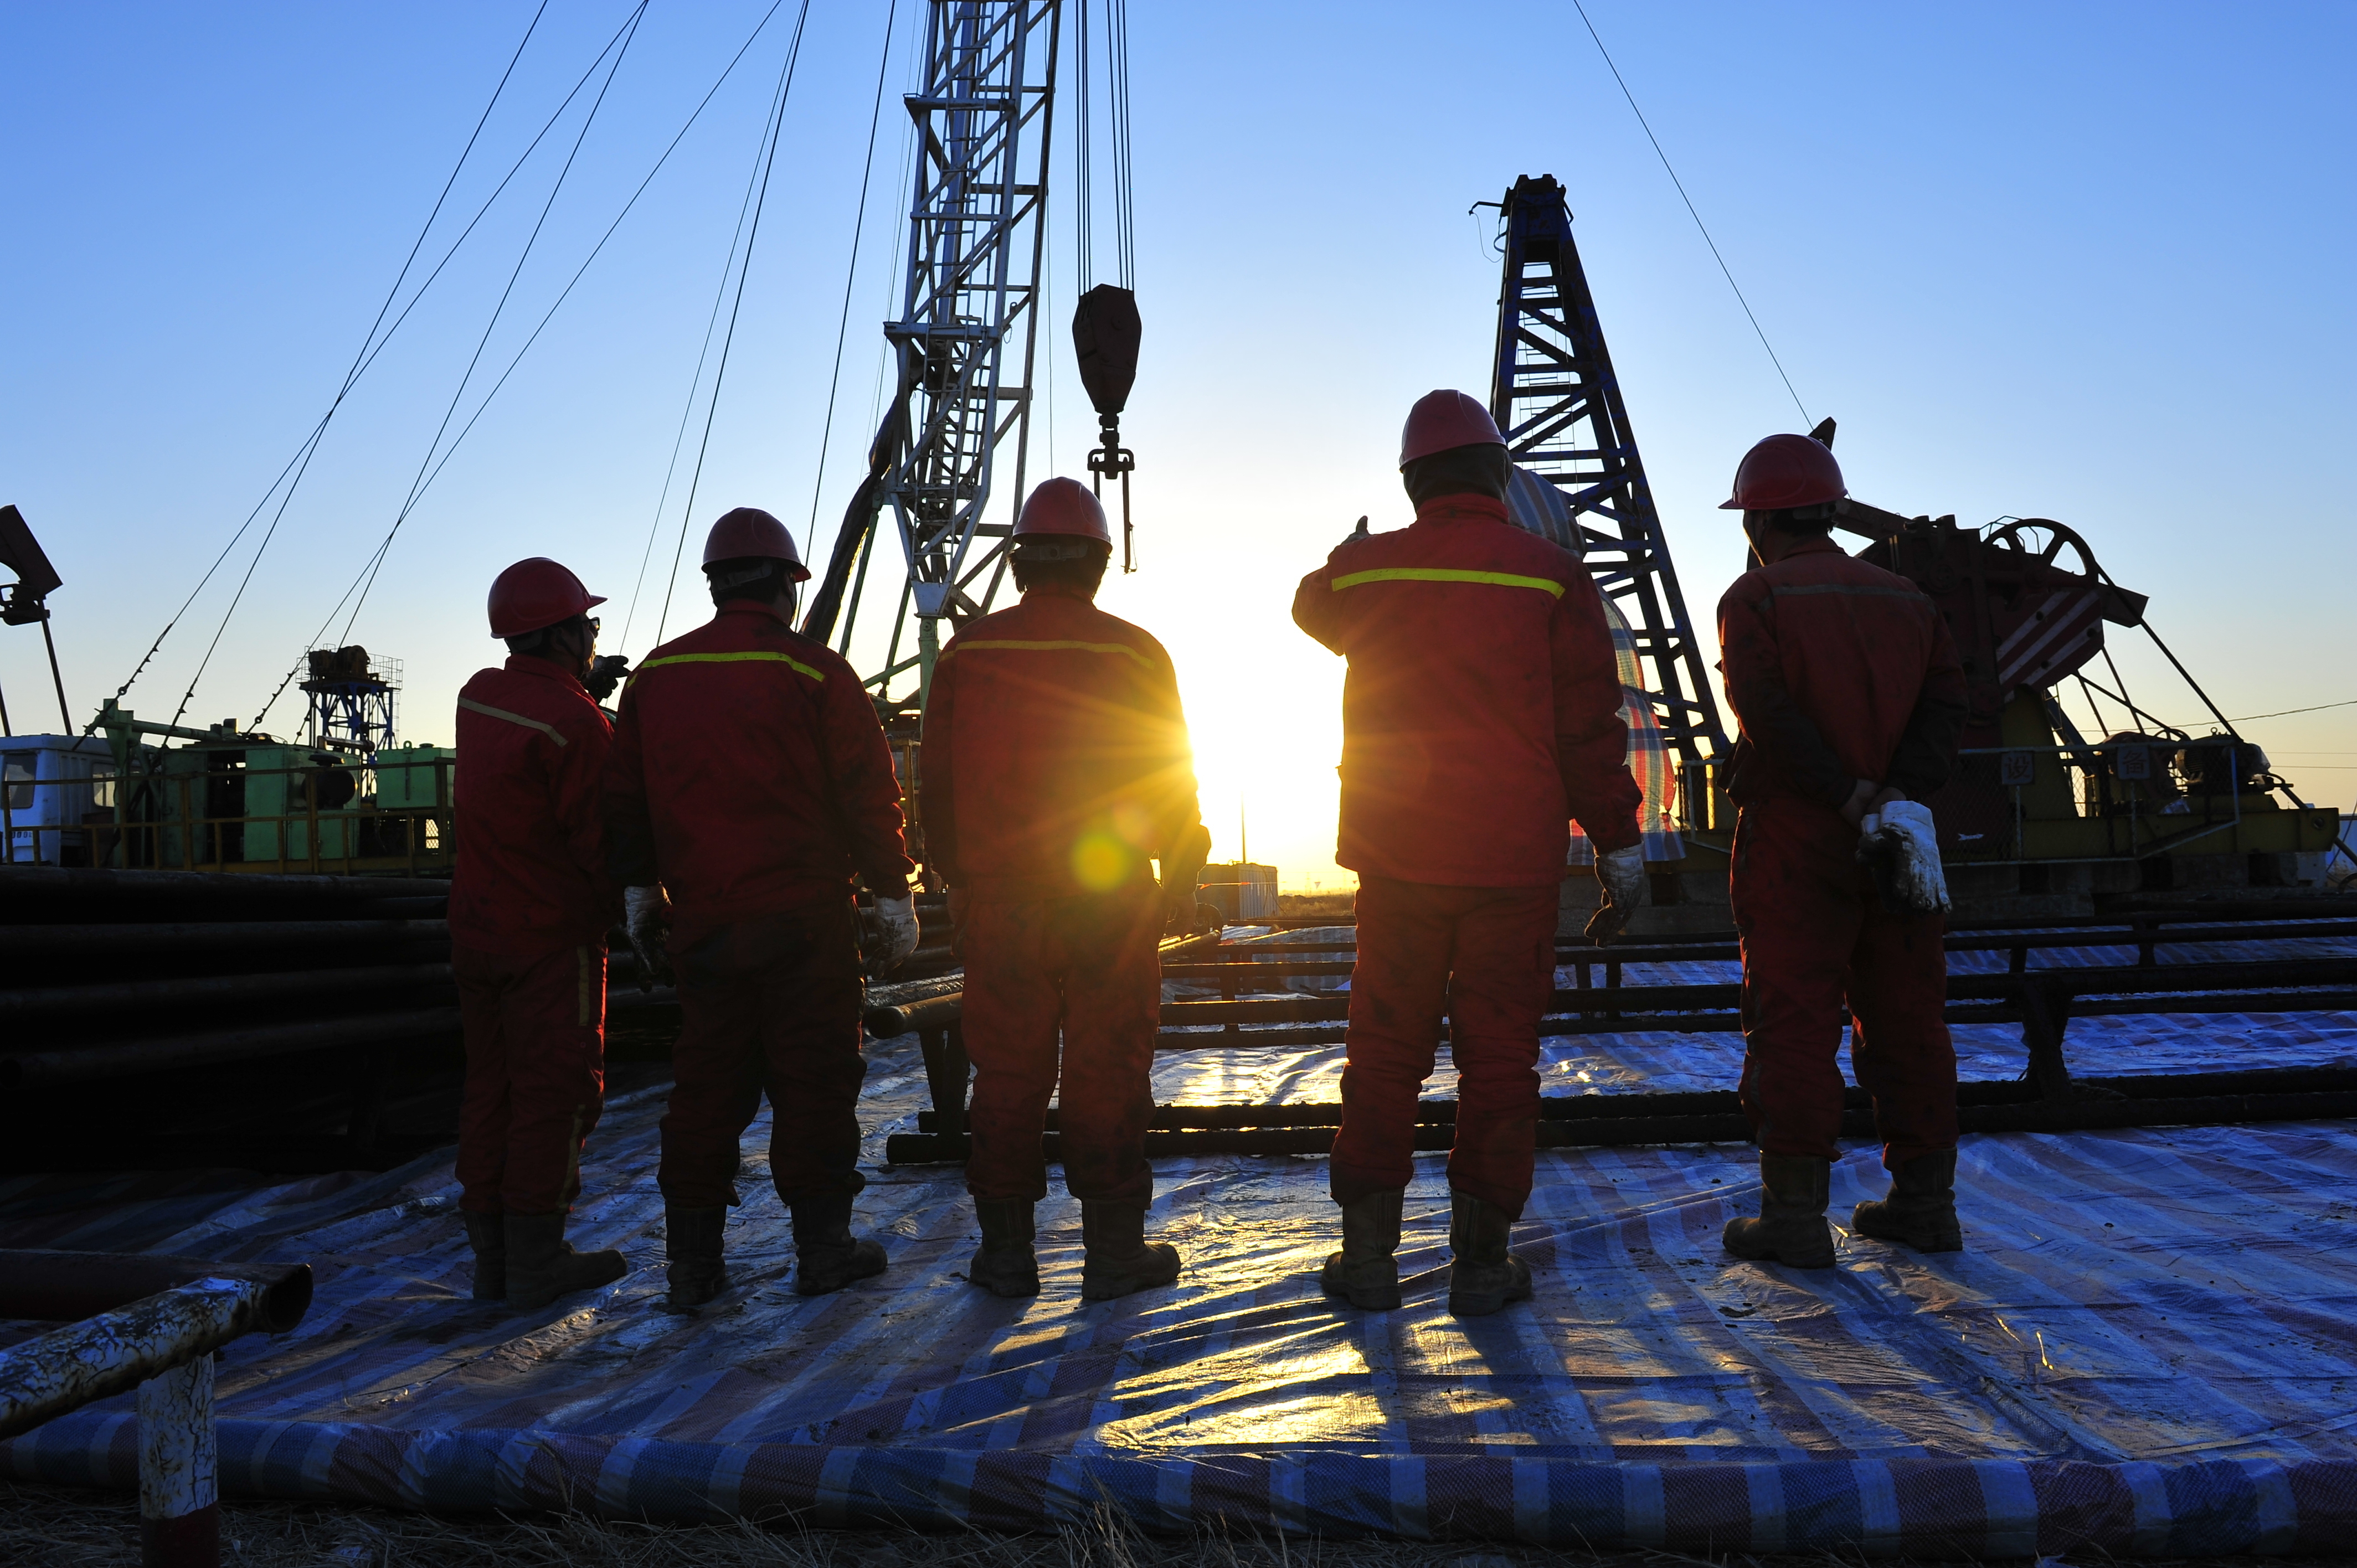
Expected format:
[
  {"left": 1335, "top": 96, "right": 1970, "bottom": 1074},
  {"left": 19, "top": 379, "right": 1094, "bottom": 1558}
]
[
  {"left": 1584, "top": 844, "right": 1648, "bottom": 943},
  {"left": 622, "top": 884, "right": 671, "bottom": 990},
  {"left": 1858, "top": 800, "right": 1951, "bottom": 914},
  {"left": 874, "top": 894, "right": 920, "bottom": 968}
]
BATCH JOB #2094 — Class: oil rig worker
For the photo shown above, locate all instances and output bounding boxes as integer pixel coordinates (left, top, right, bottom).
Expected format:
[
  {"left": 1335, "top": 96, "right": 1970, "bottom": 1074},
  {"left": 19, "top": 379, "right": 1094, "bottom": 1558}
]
[
  {"left": 1293, "top": 391, "right": 1644, "bottom": 1317},
  {"left": 602, "top": 507, "right": 919, "bottom": 1308},
  {"left": 919, "top": 477, "right": 1210, "bottom": 1302},
  {"left": 450, "top": 558, "right": 629, "bottom": 1311},
  {"left": 1713, "top": 432, "right": 1969, "bottom": 1268}
]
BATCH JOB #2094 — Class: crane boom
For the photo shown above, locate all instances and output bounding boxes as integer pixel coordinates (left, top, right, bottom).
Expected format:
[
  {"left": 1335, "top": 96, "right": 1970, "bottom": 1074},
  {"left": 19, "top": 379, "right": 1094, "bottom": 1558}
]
[{"left": 802, "top": 1, "right": 1061, "bottom": 706}]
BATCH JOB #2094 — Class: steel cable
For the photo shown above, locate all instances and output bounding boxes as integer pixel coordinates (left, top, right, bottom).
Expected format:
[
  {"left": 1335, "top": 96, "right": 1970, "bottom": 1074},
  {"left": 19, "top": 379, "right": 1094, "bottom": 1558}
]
[
  {"left": 651, "top": 0, "right": 817, "bottom": 648},
  {"left": 169, "top": 2, "right": 649, "bottom": 729},
  {"left": 336, "top": 4, "right": 650, "bottom": 647},
  {"left": 256, "top": 0, "right": 799, "bottom": 725},
  {"left": 1568, "top": 0, "right": 1810, "bottom": 426},
  {"left": 615, "top": 7, "right": 802, "bottom": 656},
  {"left": 801, "top": 0, "right": 902, "bottom": 563},
  {"left": 100, "top": 1, "right": 550, "bottom": 729}
]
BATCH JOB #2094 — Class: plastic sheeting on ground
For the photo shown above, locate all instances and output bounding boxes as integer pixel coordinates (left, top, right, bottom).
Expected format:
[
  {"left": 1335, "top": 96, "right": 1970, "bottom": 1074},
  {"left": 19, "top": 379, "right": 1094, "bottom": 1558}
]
[{"left": 6, "top": 926, "right": 2357, "bottom": 1557}]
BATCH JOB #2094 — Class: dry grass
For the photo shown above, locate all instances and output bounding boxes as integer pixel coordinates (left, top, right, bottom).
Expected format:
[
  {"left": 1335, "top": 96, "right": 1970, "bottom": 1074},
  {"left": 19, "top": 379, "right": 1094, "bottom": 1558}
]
[{"left": 2, "top": 1482, "right": 2344, "bottom": 1568}]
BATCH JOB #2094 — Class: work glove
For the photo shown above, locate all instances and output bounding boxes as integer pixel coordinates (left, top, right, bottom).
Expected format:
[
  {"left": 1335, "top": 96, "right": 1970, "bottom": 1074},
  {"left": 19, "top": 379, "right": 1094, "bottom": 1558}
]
[
  {"left": 1161, "top": 888, "right": 1215, "bottom": 937},
  {"left": 1857, "top": 800, "right": 1952, "bottom": 915},
  {"left": 583, "top": 654, "right": 630, "bottom": 702},
  {"left": 862, "top": 894, "right": 921, "bottom": 977},
  {"left": 1583, "top": 843, "right": 1648, "bottom": 944},
  {"left": 622, "top": 884, "right": 672, "bottom": 991},
  {"left": 1334, "top": 515, "right": 1370, "bottom": 553}
]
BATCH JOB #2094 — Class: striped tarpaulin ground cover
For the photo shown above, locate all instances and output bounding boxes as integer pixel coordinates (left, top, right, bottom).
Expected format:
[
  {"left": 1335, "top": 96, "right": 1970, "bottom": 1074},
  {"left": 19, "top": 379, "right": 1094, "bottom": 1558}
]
[{"left": 5, "top": 929, "right": 2357, "bottom": 1554}]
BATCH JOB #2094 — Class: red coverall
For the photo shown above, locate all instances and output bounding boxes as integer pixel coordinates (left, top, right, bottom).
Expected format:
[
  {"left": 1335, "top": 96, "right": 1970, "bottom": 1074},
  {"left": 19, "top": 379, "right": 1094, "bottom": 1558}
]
[
  {"left": 919, "top": 582, "right": 1202, "bottom": 1205},
  {"left": 1717, "top": 534, "right": 1970, "bottom": 1170},
  {"left": 1293, "top": 493, "right": 1642, "bottom": 1216},
  {"left": 449, "top": 655, "right": 621, "bottom": 1217},
  {"left": 602, "top": 603, "right": 914, "bottom": 1209}
]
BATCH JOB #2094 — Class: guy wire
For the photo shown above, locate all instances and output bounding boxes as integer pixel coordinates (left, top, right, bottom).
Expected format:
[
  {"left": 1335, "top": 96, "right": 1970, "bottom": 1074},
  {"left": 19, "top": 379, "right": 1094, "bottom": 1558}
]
[
  {"left": 1568, "top": 0, "right": 1810, "bottom": 426},
  {"left": 653, "top": 0, "right": 817, "bottom": 648}
]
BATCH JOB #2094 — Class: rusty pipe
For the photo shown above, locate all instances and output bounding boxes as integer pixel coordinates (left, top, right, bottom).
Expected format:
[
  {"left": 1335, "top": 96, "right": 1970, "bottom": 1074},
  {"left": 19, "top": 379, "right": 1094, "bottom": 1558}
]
[
  {"left": 0, "top": 1251, "right": 312, "bottom": 1327},
  {"left": 0, "top": 1269, "right": 310, "bottom": 1442}
]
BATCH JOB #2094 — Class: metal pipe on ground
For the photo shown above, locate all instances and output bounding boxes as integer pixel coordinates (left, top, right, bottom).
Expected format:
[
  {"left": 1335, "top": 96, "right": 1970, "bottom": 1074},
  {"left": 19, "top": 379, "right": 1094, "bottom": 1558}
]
[
  {"left": 914, "top": 1065, "right": 2357, "bottom": 1133},
  {"left": 1175, "top": 921, "right": 2357, "bottom": 979},
  {"left": 0, "top": 964, "right": 456, "bottom": 1019},
  {"left": 886, "top": 1086, "right": 2357, "bottom": 1163},
  {"left": 0, "top": 1251, "right": 313, "bottom": 1329},
  {"left": 0, "top": 1252, "right": 313, "bottom": 1567},
  {"left": 1, "top": 1008, "right": 461, "bottom": 1086},
  {"left": 0, "top": 919, "right": 449, "bottom": 957},
  {"left": 863, "top": 976, "right": 964, "bottom": 1037},
  {"left": 1151, "top": 987, "right": 2357, "bottom": 1050}
]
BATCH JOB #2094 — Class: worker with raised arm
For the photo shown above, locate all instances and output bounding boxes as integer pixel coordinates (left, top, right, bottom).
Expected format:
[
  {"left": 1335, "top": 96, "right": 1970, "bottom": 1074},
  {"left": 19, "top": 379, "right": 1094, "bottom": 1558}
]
[
  {"left": 1293, "top": 391, "right": 1644, "bottom": 1317},
  {"left": 920, "top": 477, "right": 1209, "bottom": 1302},
  {"left": 449, "top": 558, "right": 629, "bottom": 1311},
  {"left": 602, "top": 507, "right": 918, "bottom": 1309},
  {"left": 1713, "top": 432, "right": 1970, "bottom": 1268}
]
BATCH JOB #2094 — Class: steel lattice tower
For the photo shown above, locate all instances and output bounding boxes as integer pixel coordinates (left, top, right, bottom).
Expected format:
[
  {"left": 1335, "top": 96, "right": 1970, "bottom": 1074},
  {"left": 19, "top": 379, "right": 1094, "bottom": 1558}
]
[
  {"left": 802, "top": 1, "right": 1060, "bottom": 704},
  {"left": 1488, "top": 174, "right": 1727, "bottom": 764}
]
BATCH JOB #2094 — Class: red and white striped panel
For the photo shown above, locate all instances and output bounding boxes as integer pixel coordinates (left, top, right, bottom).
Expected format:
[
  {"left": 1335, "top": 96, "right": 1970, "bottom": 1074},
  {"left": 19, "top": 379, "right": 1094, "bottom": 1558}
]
[{"left": 1995, "top": 586, "right": 2104, "bottom": 690}]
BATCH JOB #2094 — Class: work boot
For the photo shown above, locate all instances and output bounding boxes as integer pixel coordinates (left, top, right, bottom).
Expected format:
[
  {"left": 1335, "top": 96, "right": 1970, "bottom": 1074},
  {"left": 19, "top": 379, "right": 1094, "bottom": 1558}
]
[
  {"left": 790, "top": 1193, "right": 889, "bottom": 1297},
  {"left": 664, "top": 1205, "right": 731, "bottom": 1309},
  {"left": 969, "top": 1199, "right": 1041, "bottom": 1298},
  {"left": 462, "top": 1211, "right": 506, "bottom": 1301},
  {"left": 503, "top": 1211, "right": 627, "bottom": 1312},
  {"left": 1079, "top": 1201, "right": 1182, "bottom": 1301},
  {"left": 1722, "top": 1155, "right": 1837, "bottom": 1269},
  {"left": 1446, "top": 1193, "right": 1533, "bottom": 1317},
  {"left": 1852, "top": 1149, "right": 1963, "bottom": 1252},
  {"left": 1320, "top": 1188, "right": 1404, "bottom": 1311}
]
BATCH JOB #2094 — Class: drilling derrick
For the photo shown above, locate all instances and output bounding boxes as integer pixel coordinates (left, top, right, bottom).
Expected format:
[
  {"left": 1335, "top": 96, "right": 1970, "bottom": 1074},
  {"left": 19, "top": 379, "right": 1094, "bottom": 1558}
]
[
  {"left": 802, "top": 1, "right": 1060, "bottom": 705},
  {"left": 1488, "top": 174, "right": 1727, "bottom": 767}
]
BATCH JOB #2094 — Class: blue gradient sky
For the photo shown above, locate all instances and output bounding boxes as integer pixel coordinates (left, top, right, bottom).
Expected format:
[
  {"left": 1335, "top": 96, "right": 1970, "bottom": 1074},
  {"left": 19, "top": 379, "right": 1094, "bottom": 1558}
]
[{"left": 3, "top": 2, "right": 2350, "bottom": 888}]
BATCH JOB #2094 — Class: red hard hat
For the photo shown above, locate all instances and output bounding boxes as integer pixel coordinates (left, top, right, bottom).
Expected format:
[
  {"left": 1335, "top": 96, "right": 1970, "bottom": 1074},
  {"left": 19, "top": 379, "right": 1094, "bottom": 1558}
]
[
  {"left": 702, "top": 507, "right": 810, "bottom": 581},
  {"left": 1720, "top": 433, "right": 1847, "bottom": 511},
  {"left": 1012, "top": 477, "right": 1111, "bottom": 545},
  {"left": 1399, "top": 389, "right": 1506, "bottom": 468},
  {"left": 487, "top": 557, "right": 604, "bottom": 639}
]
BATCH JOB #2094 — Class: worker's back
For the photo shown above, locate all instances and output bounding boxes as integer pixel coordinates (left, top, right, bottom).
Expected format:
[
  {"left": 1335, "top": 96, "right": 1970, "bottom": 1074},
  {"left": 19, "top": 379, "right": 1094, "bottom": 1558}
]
[
  {"left": 1292, "top": 493, "right": 1636, "bottom": 886},
  {"left": 1716, "top": 535, "right": 1965, "bottom": 807},
  {"left": 602, "top": 602, "right": 910, "bottom": 948},
  {"left": 449, "top": 656, "right": 615, "bottom": 952},
  {"left": 922, "top": 584, "right": 1197, "bottom": 900}
]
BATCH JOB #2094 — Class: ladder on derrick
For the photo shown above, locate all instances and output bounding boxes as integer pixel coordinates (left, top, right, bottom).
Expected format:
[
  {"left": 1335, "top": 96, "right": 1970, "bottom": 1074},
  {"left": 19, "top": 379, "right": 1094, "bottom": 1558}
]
[{"left": 801, "top": 1, "right": 1061, "bottom": 706}]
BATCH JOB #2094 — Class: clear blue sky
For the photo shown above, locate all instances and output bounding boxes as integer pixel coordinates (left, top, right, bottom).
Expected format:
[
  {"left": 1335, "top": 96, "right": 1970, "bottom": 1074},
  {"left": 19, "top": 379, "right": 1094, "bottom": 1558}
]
[{"left": 3, "top": 2, "right": 2350, "bottom": 888}]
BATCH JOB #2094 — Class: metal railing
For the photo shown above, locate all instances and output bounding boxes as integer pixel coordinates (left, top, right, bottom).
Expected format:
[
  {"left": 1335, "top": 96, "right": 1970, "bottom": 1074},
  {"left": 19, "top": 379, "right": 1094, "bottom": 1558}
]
[
  {"left": 1675, "top": 739, "right": 2255, "bottom": 864},
  {"left": 0, "top": 1251, "right": 312, "bottom": 1568},
  {"left": 2, "top": 754, "right": 456, "bottom": 876}
]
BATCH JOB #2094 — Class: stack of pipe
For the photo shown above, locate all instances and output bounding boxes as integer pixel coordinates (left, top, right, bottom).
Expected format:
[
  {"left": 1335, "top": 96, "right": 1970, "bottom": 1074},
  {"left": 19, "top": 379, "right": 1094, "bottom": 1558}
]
[
  {"left": 0, "top": 869, "right": 963, "bottom": 1089},
  {"left": 0, "top": 866, "right": 459, "bottom": 1090}
]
